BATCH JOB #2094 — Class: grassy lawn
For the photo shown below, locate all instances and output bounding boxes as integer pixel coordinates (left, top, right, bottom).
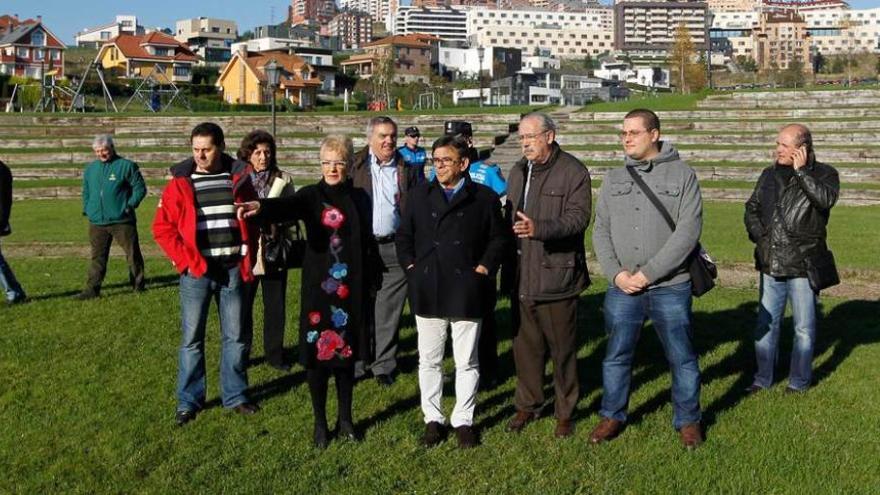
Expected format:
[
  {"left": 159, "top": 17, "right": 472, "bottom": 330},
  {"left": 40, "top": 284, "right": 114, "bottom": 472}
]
[
  {"left": 2, "top": 194, "right": 879, "bottom": 492},
  {"left": 1, "top": 258, "right": 877, "bottom": 492},
  {"left": 580, "top": 92, "right": 711, "bottom": 112}
]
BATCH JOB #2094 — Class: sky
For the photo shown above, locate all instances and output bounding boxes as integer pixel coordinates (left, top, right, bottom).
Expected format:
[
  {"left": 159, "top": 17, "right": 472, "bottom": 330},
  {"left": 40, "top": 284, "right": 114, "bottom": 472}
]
[{"left": 4, "top": 0, "right": 880, "bottom": 46}]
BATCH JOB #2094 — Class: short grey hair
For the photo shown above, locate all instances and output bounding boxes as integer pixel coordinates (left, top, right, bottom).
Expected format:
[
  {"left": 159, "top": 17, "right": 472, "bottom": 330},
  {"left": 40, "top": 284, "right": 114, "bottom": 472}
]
[
  {"left": 520, "top": 112, "right": 557, "bottom": 134},
  {"left": 92, "top": 134, "right": 115, "bottom": 151},
  {"left": 365, "top": 116, "right": 397, "bottom": 138}
]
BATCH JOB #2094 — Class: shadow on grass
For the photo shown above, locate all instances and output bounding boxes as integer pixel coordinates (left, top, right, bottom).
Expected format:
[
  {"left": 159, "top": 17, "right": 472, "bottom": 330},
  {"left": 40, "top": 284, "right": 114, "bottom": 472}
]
[{"left": 27, "top": 273, "right": 180, "bottom": 302}]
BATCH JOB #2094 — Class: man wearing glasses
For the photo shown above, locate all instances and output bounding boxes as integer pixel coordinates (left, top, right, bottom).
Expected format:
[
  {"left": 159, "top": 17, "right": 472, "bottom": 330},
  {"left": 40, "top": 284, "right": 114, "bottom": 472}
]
[
  {"left": 350, "top": 116, "right": 421, "bottom": 386},
  {"left": 396, "top": 135, "right": 508, "bottom": 448},
  {"left": 504, "top": 112, "right": 592, "bottom": 439},
  {"left": 590, "top": 108, "right": 705, "bottom": 448}
]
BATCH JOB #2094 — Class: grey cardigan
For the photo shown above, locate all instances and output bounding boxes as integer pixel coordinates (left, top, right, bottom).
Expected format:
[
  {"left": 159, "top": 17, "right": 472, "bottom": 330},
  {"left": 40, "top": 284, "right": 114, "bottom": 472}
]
[{"left": 592, "top": 141, "right": 703, "bottom": 288}]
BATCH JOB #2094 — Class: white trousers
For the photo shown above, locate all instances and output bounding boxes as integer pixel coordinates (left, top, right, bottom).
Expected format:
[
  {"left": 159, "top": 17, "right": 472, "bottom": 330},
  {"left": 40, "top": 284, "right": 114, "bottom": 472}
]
[{"left": 415, "top": 315, "right": 481, "bottom": 427}]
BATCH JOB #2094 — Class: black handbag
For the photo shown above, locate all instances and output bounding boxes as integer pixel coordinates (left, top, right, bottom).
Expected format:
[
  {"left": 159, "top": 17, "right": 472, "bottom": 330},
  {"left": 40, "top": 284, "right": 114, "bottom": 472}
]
[
  {"left": 803, "top": 248, "right": 840, "bottom": 293},
  {"left": 626, "top": 167, "right": 717, "bottom": 297},
  {"left": 263, "top": 222, "right": 306, "bottom": 270}
]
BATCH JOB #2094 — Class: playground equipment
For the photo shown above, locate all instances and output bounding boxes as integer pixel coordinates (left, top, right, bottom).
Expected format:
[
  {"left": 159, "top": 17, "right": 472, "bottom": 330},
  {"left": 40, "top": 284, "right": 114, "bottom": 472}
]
[
  {"left": 67, "top": 62, "right": 117, "bottom": 112},
  {"left": 413, "top": 92, "right": 440, "bottom": 111},
  {"left": 120, "top": 64, "right": 191, "bottom": 112}
]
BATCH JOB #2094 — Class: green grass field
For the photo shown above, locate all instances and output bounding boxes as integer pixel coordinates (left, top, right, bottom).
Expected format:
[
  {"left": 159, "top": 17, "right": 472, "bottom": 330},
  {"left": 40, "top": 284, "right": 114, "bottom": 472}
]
[{"left": 2, "top": 196, "right": 879, "bottom": 492}]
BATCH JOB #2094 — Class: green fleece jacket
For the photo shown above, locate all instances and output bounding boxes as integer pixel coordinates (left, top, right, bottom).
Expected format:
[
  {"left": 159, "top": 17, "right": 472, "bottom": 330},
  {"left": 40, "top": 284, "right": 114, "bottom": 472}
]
[{"left": 82, "top": 156, "right": 147, "bottom": 225}]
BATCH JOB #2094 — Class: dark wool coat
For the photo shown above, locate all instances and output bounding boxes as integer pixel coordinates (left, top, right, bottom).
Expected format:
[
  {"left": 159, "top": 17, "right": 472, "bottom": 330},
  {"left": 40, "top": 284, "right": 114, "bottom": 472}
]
[
  {"left": 396, "top": 178, "right": 509, "bottom": 319},
  {"left": 259, "top": 179, "right": 378, "bottom": 369}
]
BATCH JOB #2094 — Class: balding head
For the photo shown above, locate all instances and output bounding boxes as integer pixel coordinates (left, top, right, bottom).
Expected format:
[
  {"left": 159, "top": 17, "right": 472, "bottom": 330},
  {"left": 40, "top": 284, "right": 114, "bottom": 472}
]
[{"left": 776, "top": 124, "right": 813, "bottom": 167}]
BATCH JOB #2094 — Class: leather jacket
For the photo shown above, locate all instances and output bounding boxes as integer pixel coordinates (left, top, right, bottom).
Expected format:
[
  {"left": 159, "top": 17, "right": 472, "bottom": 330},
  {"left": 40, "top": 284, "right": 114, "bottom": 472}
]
[{"left": 744, "top": 158, "right": 839, "bottom": 277}]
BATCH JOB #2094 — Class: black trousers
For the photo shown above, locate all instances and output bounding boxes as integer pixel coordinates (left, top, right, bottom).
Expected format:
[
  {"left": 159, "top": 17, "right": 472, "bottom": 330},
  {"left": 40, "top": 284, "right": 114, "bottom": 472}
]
[
  {"left": 85, "top": 222, "right": 145, "bottom": 294},
  {"left": 307, "top": 367, "right": 355, "bottom": 427},
  {"left": 242, "top": 269, "right": 289, "bottom": 366}
]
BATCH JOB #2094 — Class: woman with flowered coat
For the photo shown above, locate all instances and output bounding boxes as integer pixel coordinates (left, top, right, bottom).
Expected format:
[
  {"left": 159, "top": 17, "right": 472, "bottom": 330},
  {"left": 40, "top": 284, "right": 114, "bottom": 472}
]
[{"left": 239, "top": 135, "right": 377, "bottom": 448}]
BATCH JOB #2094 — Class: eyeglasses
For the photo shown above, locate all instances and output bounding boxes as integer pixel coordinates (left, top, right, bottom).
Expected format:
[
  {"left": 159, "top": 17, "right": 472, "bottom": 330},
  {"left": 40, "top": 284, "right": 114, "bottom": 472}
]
[
  {"left": 432, "top": 157, "right": 459, "bottom": 167},
  {"left": 320, "top": 161, "right": 347, "bottom": 169},
  {"left": 618, "top": 129, "right": 654, "bottom": 139},
  {"left": 517, "top": 130, "right": 549, "bottom": 143}
]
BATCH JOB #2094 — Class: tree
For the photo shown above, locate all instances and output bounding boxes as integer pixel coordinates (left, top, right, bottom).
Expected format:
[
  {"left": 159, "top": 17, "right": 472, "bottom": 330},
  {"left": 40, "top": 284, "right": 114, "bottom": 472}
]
[
  {"left": 735, "top": 55, "right": 758, "bottom": 73},
  {"left": 371, "top": 51, "right": 395, "bottom": 108},
  {"left": 667, "top": 23, "right": 706, "bottom": 93},
  {"left": 779, "top": 58, "right": 806, "bottom": 88}
]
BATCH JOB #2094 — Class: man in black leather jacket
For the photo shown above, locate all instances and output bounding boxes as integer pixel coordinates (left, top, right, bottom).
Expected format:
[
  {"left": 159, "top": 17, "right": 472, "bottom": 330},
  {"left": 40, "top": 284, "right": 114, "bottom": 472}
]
[{"left": 744, "top": 124, "right": 839, "bottom": 394}]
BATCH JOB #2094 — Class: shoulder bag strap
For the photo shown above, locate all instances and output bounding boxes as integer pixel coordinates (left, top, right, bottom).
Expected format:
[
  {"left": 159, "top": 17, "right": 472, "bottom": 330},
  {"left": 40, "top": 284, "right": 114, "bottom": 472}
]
[{"left": 626, "top": 165, "right": 676, "bottom": 232}]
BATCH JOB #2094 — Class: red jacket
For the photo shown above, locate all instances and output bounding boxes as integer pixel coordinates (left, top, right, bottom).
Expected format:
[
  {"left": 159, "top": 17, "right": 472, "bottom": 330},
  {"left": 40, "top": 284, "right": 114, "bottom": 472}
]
[{"left": 152, "top": 154, "right": 258, "bottom": 282}]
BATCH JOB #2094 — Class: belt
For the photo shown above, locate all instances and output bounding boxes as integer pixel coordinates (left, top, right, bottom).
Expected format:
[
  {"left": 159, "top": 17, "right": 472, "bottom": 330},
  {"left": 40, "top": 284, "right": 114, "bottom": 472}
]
[{"left": 375, "top": 234, "right": 395, "bottom": 244}]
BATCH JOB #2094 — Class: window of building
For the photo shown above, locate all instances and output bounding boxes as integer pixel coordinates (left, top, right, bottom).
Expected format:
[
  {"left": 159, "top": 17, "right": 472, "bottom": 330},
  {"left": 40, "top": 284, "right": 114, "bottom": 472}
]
[
  {"left": 31, "top": 30, "right": 45, "bottom": 46},
  {"left": 17, "top": 47, "right": 28, "bottom": 58}
]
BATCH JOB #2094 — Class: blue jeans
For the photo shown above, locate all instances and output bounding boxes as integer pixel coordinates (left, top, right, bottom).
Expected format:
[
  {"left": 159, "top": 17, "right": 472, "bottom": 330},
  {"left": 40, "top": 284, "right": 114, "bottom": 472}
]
[
  {"left": 177, "top": 265, "right": 249, "bottom": 411},
  {"left": 600, "top": 281, "right": 702, "bottom": 430},
  {"left": 0, "top": 241, "right": 26, "bottom": 302},
  {"left": 753, "top": 274, "right": 817, "bottom": 391}
]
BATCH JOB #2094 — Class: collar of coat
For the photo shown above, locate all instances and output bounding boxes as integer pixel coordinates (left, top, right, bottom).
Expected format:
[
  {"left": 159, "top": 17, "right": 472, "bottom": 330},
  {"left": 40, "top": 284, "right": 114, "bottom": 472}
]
[
  {"left": 426, "top": 175, "right": 476, "bottom": 210},
  {"left": 514, "top": 142, "right": 561, "bottom": 174},
  {"left": 170, "top": 153, "right": 245, "bottom": 178}
]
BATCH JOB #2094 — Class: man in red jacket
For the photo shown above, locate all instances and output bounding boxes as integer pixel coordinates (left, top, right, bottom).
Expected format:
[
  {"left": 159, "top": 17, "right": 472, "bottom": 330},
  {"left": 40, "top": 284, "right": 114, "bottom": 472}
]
[{"left": 152, "top": 122, "right": 260, "bottom": 426}]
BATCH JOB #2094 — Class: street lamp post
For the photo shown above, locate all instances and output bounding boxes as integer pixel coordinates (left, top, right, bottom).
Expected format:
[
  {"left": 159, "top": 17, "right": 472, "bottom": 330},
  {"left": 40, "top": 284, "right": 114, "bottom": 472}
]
[
  {"left": 264, "top": 59, "right": 281, "bottom": 137},
  {"left": 477, "top": 46, "right": 485, "bottom": 108}
]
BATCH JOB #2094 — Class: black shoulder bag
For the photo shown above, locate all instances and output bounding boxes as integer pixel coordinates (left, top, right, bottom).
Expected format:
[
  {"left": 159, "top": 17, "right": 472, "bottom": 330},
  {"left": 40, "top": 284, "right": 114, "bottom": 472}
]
[
  {"left": 626, "top": 166, "right": 717, "bottom": 297},
  {"left": 263, "top": 221, "right": 307, "bottom": 270}
]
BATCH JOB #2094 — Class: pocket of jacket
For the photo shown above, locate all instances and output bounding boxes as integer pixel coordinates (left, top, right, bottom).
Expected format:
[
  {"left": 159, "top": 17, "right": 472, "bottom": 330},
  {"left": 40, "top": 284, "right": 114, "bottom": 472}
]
[
  {"left": 610, "top": 181, "right": 633, "bottom": 196},
  {"left": 539, "top": 252, "right": 577, "bottom": 295}
]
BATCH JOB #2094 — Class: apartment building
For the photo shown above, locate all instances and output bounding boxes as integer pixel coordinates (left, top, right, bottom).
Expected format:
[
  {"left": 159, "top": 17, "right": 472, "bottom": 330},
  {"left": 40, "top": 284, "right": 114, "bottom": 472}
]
[
  {"left": 392, "top": 6, "right": 469, "bottom": 42},
  {"left": 614, "top": 1, "right": 709, "bottom": 54},
  {"left": 329, "top": 10, "right": 373, "bottom": 49},
  {"left": 754, "top": 10, "right": 813, "bottom": 72},
  {"left": 174, "top": 17, "right": 237, "bottom": 66}
]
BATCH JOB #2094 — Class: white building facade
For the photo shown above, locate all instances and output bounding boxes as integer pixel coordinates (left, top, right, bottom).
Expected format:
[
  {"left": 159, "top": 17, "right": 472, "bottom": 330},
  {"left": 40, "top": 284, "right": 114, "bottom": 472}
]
[
  {"left": 392, "top": 6, "right": 469, "bottom": 42},
  {"left": 75, "top": 15, "right": 142, "bottom": 48}
]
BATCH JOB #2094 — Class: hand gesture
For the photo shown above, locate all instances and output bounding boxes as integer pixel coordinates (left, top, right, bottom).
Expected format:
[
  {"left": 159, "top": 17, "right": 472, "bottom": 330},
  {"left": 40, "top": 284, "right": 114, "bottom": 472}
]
[
  {"left": 513, "top": 211, "right": 535, "bottom": 239},
  {"left": 235, "top": 201, "right": 261, "bottom": 220},
  {"left": 792, "top": 145, "right": 808, "bottom": 170}
]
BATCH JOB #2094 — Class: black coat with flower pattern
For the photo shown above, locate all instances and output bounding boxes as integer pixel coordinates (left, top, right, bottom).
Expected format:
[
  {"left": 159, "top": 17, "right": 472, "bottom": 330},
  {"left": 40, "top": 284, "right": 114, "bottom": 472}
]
[{"left": 258, "top": 179, "right": 377, "bottom": 369}]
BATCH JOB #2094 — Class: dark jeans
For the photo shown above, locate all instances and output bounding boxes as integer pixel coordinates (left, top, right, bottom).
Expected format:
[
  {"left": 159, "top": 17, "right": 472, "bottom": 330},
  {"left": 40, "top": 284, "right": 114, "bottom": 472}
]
[
  {"left": 599, "top": 282, "right": 701, "bottom": 430},
  {"left": 242, "top": 269, "right": 289, "bottom": 367},
  {"left": 513, "top": 296, "right": 579, "bottom": 420},
  {"left": 84, "top": 222, "right": 145, "bottom": 294}
]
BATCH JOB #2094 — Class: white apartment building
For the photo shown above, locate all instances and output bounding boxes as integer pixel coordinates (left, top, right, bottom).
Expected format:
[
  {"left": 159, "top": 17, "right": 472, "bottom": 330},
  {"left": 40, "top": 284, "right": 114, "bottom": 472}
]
[
  {"left": 470, "top": 25, "right": 614, "bottom": 59},
  {"left": 392, "top": 6, "right": 468, "bottom": 42},
  {"left": 466, "top": 6, "right": 613, "bottom": 35},
  {"left": 175, "top": 17, "right": 238, "bottom": 66},
  {"left": 521, "top": 54, "right": 561, "bottom": 71},
  {"left": 75, "top": 15, "right": 142, "bottom": 48},
  {"left": 465, "top": 6, "right": 614, "bottom": 59},
  {"left": 710, "top": 8, "right": 880, "bottom": 59}
]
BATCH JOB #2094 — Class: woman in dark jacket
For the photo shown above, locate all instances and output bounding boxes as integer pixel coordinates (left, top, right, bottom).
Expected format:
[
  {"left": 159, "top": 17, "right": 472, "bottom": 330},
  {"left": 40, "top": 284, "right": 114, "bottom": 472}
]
[
  {"left": 239, "top": 130, "right": 297, "bottom": 371},
  {"left": 239, "top": 135, "right": 376, "bottom": 448}
]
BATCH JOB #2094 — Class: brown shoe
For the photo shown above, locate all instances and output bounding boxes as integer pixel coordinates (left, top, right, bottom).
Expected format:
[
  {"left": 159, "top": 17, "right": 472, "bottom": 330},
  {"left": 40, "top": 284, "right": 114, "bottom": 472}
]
[
  {"left": 506, "top": 410, "right": 539, "bottom": 433},
  {"left": 554, "top": 419, "right": 574, "bottom": 439},
  {"left": 679, "top": 422, "right": 703, "bottom": 449},
  {"left": 589, "top": 418, "right": 623, "bottom": 444}
]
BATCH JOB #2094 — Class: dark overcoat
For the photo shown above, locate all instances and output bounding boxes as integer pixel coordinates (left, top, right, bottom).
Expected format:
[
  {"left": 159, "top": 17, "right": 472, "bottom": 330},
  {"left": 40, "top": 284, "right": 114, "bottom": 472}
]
[
  {"left": 259, "top": 179, "right": 378, "bottom": 369},
  {"left": 396, "top": 178, "right": 509, "bottom": 319}
]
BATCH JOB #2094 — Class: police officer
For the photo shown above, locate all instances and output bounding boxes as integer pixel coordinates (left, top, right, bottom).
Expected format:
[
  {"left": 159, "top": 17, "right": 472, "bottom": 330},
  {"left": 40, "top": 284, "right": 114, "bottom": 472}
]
[{"left": 398, "top": 126, "right": 427, "bottom": 182}]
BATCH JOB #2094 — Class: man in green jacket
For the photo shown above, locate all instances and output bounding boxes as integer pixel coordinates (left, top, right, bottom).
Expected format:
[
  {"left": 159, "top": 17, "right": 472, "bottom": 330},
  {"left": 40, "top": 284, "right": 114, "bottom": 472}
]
[{"left": 77, "top": 135, "right": 147, "bottom": 299}]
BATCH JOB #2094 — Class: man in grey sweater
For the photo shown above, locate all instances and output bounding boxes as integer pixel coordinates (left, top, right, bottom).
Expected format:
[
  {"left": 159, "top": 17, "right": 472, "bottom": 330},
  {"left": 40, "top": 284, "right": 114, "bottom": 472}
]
[{"left": 589, "top": 109, "right": 705, "bottom": 449}]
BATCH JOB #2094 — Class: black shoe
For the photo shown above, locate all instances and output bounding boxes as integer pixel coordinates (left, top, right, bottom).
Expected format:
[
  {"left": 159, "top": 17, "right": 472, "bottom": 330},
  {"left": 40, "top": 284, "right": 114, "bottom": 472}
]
[
  {"left": 455, "top": 425, "right": 479, "bottom": 449},
  {"left": 232, "top": 402, "right": 260, "bottom": 415},
  {"left": 175, "top": 409, "right": 197, "bottom": 426},
  {"left": 375, "top": 374, "right": 395, "bottom": 387},
  {"left": 314, "top": 423, "right": 330, "bottom": 449},
  {"left": 421, "top": 421, "right": 447, "bottom": 447},
  {"left": 785, "top": 387, "right": 806, "bottom": 395},
  {"left": 336, "top": 420, "right": 361, "bottom": 442},
  {"left": 745, "top": 384, "right": 764, "bottom": 395},
  {"left": 75, "top": 291, "right": 98, "bottom": 301}
]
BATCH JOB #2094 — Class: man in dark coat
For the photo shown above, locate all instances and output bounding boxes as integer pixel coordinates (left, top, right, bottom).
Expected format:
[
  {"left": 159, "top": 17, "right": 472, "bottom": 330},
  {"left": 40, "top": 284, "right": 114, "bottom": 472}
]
[
  {"left": 0, "top": 160, "right": 26, "bottom": 304},
  {"left": 504, "top": 112, "right": 592, "bottom": 439},
  {"left": 744, "top": 124, "right": 839, "bottom": 395},
  {"left": 349, "top": 116, "right": 420, "bottom": 386},
  {"left": 397, "top": 135, "right": 508, "bottom": 449}
]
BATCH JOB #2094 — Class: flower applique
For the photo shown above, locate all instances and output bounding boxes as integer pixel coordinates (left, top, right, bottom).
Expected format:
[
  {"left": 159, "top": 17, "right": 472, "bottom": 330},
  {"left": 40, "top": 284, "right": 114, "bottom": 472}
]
[
  {"left": 321, "top": 207, "right": 345, "bottom": 230},
  {"left": 316, "top": 330, "right": 345, "bottom": 361},
  {"left": 336, "top": 284, "right": 350, "bottom": 300},
  {"left": 321, "top": 278, "right": 340, "bottom": 294},
  {"left": 308, "top": 311, "right": 321, "bottom": 326},
  {"left": 329, "top": 262, "right": 348, "bottom": 280},
  {"left": 306, "top": 331, "right": 319, "bottom": 343},
  {"left": 331, "top": 306, "right": 349, "bottom": 328}
]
